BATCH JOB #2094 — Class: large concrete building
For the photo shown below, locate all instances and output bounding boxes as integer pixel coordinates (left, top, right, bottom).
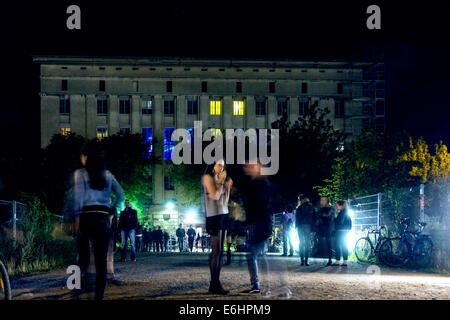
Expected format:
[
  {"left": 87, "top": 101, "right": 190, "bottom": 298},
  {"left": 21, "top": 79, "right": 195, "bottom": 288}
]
[{"left": 33, "top": 56, "right": 385, "bottom": 229}]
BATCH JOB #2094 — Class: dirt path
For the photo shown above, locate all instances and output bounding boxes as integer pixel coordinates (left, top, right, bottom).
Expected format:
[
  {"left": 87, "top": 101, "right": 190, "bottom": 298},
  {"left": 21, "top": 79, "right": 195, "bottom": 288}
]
[{"left": 10, "top": 252, "right": 450, "bottom": 300}]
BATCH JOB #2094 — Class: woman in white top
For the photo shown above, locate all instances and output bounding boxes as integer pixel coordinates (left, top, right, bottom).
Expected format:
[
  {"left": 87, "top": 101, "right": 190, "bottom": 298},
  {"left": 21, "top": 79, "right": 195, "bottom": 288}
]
[{"left": 202, "top": 159, "right": 232, "bottom": 295}]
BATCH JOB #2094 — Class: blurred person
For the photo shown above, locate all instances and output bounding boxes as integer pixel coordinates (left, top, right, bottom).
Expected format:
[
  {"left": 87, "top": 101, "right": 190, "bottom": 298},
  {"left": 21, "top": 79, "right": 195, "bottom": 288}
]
[
  {"left": 176, "top": 224, "right": 186, "bottom": 252},
  {"left": 118, "top": 200, "right": 138, "bottom": 262},
  {"left": 135, "top": 223, "right": 143, "bottom": 253},
  {"left": 195, "top": 226, "right": 202, "bottom": 252},
  {"left": 187, "top": 225, "right": 196, "bottom": 252},
  {"left": 225, "top": 189, "right": 246, "bottom": 265},
  {"left": 281, "top": 205, "right": 295, "bottom": 257},
  {"left": 142, "top": 223, "right": 151, "bottom": 252},
  {"left": 239, "top": 160, "right": 273, "bottom": 295},
  {"left": 202, "top": 159, "right": 232, "bottom": 294},
  {"left": 73, "top": 141, "right": 124, "bottom": 300},
  {"left": 331, "top": 200, "right": 352, "bottom": 266},
  {"left": 317, "top": 196, "right": 335, "bottom": 266},
  {"left": 295, "top": 194, "right": 315, "bottom": 266}
]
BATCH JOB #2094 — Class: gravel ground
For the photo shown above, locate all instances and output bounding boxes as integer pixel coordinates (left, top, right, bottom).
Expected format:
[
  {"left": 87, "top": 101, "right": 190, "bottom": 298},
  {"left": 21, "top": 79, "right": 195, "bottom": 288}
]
[{"left": 10, "top": 252, "right": 450, "bottom": 300}]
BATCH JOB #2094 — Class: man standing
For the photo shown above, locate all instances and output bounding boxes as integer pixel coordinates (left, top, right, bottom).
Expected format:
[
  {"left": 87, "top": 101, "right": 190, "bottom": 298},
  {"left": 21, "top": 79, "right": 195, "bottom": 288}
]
[
  {"left": 176, "top": 224, "right": 186, "bottom": 252},
  {"left": 155, "top": 226, "right": 163, "bottom": 252},
  {"left": 317, "top": 196, "right": 335, "bottom": 266},
  {"left": 163, "top": 229, "right": 170, "bottom": 252},
  {"left": 281, "top": 205, "right": 295, "bottom": 257},
  {"left": 187, "top": 225, "right": 196, "bottom": 252},
  {"left": 118, "top": 200, "right": 138, "bottom": 262},
  {"left": 295, "top": 194, "right": 315, "bottom": 266},
  {"left": 239, "top": 160, "right": 273, "bottom": 294}
]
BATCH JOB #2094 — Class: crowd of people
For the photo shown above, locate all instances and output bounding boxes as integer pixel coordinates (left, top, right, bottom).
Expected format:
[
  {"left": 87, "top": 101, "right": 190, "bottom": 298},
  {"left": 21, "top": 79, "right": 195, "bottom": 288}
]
[{"left": 71, "top": 140, "right": 352, "bottom": 299}]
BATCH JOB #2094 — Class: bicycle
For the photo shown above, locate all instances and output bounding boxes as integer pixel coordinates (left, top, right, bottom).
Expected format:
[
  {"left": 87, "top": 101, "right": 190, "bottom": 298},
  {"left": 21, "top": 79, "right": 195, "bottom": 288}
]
[
  {"left": 354, "top": 225, "right": 388, "bottom": 263},
  {"left": 0, "top": 259, "right": 11, "bottom": 300},
  {"left": 379, "top": 218, "right": 434, "bottom": 268}
]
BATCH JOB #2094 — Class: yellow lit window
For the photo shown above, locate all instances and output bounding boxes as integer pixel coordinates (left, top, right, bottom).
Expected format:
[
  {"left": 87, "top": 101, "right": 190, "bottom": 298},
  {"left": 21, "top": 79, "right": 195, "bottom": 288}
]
[
  {"left": 60, "top": 127, "right": 71, "bottom": 136},
  {"left": 210, "top": 100, "right": 221, "bottom": 115},
  {"left": 210, "top": 128, "right": 222, "bottom": 137},
  {"left": 97, "top": 127, "right": 108, "bottom": 140},
  {"left": 233, "top": 100, "right": 244, "bottom": 115}
]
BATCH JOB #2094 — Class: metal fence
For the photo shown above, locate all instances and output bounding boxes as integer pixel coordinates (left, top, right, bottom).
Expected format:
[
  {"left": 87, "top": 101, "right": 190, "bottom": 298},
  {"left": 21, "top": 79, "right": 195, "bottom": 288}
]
[
  {"left": 0, "top": 200, "right": 27, "bottom": 244},
  {"left": 348, "top": 193, "right": 381, "bottom": 235}
]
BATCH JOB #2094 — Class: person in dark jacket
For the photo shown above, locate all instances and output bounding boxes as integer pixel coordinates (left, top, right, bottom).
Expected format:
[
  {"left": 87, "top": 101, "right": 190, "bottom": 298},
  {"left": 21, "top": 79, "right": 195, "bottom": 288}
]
[
  {"left": 154, "top": 226, "right": 163, "bottom": 252},
  {"left": 331, "top": 200, "right": 352, "bottom": 266},
  {"left": 295, "top": 194, "right": 315, "bottom": 266},
  {"left": 163, "top": 229, "right": 170, "bottom": 252},
  {"left": 118, "top": 200, "right": 138, "bottom": 262},
  {"left": 316, "top": 196, "right": 335, "bottom": 266},
  {"left": 176, "top": 224, "right": 186, "bottom": 252},
  {"left": 142, "top": 223, "right": 150, "bottom": 252},
  {"left": 187, "top": 225, "right": 196, "bottom": 252},
  {"left": 239, "top": 160, "right": 273, "bottom": 294}
]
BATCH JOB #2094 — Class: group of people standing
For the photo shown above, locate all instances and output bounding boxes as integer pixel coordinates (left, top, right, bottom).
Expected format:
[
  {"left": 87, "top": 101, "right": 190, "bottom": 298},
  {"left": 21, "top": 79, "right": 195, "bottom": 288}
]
[{"left": 283, "top": 195, "right": 352, "bottom": 267}]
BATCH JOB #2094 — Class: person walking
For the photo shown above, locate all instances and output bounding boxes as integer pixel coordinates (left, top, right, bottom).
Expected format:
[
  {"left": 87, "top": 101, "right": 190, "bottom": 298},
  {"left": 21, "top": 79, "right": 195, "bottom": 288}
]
[
  {"left": 317, "top": 196, "right": 335, "bottom": 266},
  {"left": 239, "top": 160, "right": 273, "bottom": 294},
  {"left": 118, "top": 200, "right": 138, "bottom": 262},
  {"left": 202, "top": 159, "right": 232, "bottom": 295},
  {"left": 331, "top": 200, "right": 352, "bottom": 266},
  {"left": 187, "top": 225, "right": 196, "bottom": 252},
  {"left": 73, "top": 141, "right": 124, "bottom": 300},
  {"left": 176, "top": 224, "right": 186, "bottom": 252},
  {"left": 163, "top": 229, "right": 170, "bottom": 252},
  {"left": 295, "top": 194, "right": 315, "bottom": 266},
  {"left": 281, "top": 205, "right": 295, "bottom": 257}
]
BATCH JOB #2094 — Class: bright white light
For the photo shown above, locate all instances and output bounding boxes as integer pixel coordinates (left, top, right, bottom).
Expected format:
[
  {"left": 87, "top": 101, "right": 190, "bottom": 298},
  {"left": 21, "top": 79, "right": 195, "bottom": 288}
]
[
  {"left": 348, "top": 208, "right": 355, "bottom": 219},
  {"left": 346, "top": 208, "right": 356, "bottom": 251},
  {"left": 290, "top": 228, "right": 299, "bottom": 250},
  {"left": 166, "top": 202, "right": 175, "bottom": 210},
  {"left": 185, "top": 209, "right": 197, "bottom": 224}
]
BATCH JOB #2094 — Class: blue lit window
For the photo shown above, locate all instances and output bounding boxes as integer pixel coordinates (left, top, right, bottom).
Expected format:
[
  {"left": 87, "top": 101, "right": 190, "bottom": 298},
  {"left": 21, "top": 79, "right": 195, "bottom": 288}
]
[
  {"left": 142, "top": 128, "right": 153, "bottom": 155},
  {"left": 164, "top": 128, "right": 175, "bottom": 160}
]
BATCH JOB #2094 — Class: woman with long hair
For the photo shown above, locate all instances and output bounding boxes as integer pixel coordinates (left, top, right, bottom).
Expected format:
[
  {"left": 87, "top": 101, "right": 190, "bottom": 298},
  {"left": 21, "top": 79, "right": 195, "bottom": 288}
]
[
  {"left": 73, "top": 141, "right": 124, "bottom": 300},
  {"left": 202, "top": 159, "right": 232, "bottom": 294}
]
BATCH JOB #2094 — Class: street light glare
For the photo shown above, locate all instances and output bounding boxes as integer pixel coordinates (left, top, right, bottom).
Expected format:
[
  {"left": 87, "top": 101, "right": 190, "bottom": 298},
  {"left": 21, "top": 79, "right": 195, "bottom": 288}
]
[{"left": 166, "top": 202, "right": 175, "bottom": 210}]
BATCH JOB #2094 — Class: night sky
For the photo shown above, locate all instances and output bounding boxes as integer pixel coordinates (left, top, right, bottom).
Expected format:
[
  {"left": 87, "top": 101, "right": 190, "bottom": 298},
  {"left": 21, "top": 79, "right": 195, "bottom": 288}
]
[{"left": 1, "top": 1, "right": 449, "bottom": 155}]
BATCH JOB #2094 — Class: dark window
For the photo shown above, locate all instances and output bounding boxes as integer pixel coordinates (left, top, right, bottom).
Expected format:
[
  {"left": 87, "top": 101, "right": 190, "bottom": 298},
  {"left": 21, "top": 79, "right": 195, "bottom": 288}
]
[
  {"left": 61, "top": 80, "right": 68, "bottom": 91},
  {"left": 375, "top": 118, "right": 385, "bottom": 133},
  {"left": 201, "top": 81, "right": 207, "bottom": 93},
  {"left": 164, "top": 176, "right": 174, "bottom": 190},
  {"left": 59, "top": 97, "right": 70, "bottom": 114},
  {"left": 164, "top": 128, "right": 175, "bottom": 160},
  {"left": 119, "top": 99, "right": 130, "bottom": 114},
  {"left": 335, "top": 101, "right": 345, "bottom": 118},
  {"left": 299, "top": 100, "right": 309, "bottom": 115},
  {"left": 301, "top": 82, "right": 308, "bottom": 94},
  {"left": 376, "top": 100, "right": 385, "bottom": 115},
  {"left": 236, "top": 82, "right": 242, "bottom": 93},
  {"left": 269, "top": 82, "right": 275, "bottom": 93},
  {"left": 142, "top": 99, "right": 152, "bottom": 114},
  {"left": 97, "top": 98, "right": 108, "bottom": 114},
  {"left": 187, "top": 100, "right": 198, "bottom": 114},
  {"left": 256, "top": 100, "right": 266, "bottom": 116},
  {"left": 99, "top": 80, "right": 105, "bottom": 92},
  {"left": 164, "top": 100, "right": 175, "bottom": 115},
  {"left": 120, "top": 127, "right": 130, "bottom": 136},
  {"left": 337, "top": 83, "right": 343, "bottom": 94},
  {"left": 277, "top": 101, "right": 288, "bottom": 116},
  {"left": 166, "top": 81, "right": 172, "bottom": 92}
]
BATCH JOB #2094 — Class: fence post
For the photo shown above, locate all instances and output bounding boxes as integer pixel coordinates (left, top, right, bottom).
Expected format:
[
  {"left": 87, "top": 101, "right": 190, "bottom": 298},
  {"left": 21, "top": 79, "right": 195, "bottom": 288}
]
[
  {"left": 419, "top": 183, "right": 425, "bottom": 222},
  {"left": 377, "top": 193, "right": 382, "bottom": 229},
  {"left": 12, "top": 200, "right": 17, "bottom": 245}
]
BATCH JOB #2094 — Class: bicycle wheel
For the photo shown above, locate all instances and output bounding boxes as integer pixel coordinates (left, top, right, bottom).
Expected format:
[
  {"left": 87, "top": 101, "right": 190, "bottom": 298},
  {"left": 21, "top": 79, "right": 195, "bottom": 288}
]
[
  {"left": 0, "top": 260, "right": 11, "bottom": 300},
  {"left": 379, "top": 238, "right": 409, "bottom": 267},
  {"left": 413, "top": 237, "right": 433, "bottom": 269},
  {"left": 354, "top": 237, "right": 373, "bottom": 263}
]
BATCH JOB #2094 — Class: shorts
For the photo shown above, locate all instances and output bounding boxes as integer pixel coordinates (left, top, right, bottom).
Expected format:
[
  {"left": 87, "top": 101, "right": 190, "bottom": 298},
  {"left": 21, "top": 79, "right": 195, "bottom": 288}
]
[{"left": 206, "top": 214, "right": 228, "bottom": 236}]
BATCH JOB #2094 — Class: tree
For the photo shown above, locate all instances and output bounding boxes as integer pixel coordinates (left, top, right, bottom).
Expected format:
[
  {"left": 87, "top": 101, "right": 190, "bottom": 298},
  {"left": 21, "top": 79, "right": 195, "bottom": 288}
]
[{"left": 270, "top": 101, "right": 346, "bottom": 206}]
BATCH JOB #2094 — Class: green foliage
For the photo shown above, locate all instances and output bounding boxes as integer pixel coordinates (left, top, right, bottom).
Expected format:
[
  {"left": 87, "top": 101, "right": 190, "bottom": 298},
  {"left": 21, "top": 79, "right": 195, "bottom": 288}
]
[{"left": 165, "top": 163, "right": 204, "bottom": 208}]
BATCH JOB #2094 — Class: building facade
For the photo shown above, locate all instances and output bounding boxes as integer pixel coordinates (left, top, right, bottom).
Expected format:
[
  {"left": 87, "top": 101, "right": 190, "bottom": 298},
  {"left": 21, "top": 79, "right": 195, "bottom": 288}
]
[{"left": 34, "top": 56, "right": 385, "bottom": 229}]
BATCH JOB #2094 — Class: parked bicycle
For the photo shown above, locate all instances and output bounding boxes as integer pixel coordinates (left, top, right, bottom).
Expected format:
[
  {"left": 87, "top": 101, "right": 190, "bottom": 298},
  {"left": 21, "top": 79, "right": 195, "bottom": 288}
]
[
  {"left": 354, "top": 225, "right": 388, "bottom": 263},
  {"left": 0, "top": 259, "right": 11, "bottom": 300},
  {"left": 379, "top": 218, "right": 433, "bottom": 268}
]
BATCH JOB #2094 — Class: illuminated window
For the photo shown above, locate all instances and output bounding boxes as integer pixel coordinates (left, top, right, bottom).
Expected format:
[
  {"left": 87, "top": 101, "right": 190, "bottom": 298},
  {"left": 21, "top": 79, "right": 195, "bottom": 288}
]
[
  {"left": 210, "top": 100, "right": 221, "bottom": 115},
  {"left": 60, "top": 125, "right": 71, "bottom": 136},
  {"left": 210, "top": 128, "right": 222, "bottom": 137},
  {"left": 97, "top": 126, "right": 108, "bottom": 140},
  {"left": 142, "top": 99, "right": 152, "bottom": 114},
  {"left": 233, "top": 100, "right": 244, "bottom": 115},
  {"left": 164, "top": 128, "right": 175, "bottom": 160},
  {"left": 142, "top": 128, "right": 153, "bottom": 155}
]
